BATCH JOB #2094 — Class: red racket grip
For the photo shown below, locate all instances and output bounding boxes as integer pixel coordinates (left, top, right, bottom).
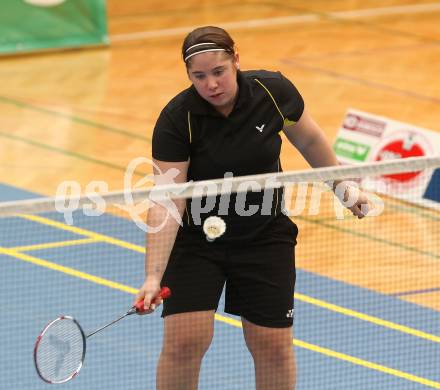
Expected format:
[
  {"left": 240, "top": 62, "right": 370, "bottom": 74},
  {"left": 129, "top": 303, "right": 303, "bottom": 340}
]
[{"left": 135, "top": 287, "right": 171, "bottom": 313}]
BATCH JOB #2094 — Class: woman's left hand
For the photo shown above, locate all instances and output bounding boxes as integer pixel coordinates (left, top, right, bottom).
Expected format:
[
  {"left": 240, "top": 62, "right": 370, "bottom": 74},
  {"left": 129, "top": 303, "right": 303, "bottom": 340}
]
[{"left": 335, "top": 182, "right": 370, "bottom": 219}]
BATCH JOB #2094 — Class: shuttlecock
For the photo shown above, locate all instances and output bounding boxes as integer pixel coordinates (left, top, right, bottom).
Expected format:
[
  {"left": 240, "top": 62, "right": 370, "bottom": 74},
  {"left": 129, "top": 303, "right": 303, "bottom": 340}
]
[{"left": 203, "top": 216, "right": 226, "bottom": 242}]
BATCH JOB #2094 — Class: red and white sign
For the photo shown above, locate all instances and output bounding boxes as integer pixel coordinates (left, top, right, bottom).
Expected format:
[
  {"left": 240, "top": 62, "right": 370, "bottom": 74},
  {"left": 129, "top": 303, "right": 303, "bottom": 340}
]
[
  {"left": 336, "top": 109, "right": 440, "bottom": 208},
  {"left": 372, "top": 130, "right": 432, "bottom": 184}
]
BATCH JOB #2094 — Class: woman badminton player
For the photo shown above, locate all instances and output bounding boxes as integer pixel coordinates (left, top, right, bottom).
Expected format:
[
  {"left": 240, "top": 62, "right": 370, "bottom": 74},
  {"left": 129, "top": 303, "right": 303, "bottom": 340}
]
[{"left": 135, "top": 26, "right": 369, "bottom": 389}]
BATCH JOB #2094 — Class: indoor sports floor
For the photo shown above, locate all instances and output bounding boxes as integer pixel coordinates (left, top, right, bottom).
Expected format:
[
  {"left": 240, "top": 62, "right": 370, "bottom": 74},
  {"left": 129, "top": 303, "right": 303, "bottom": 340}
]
[
  {"left": 1, "top": 185, "right": 440, "bottom": 389},
  {"left": 1, "top": 1, "right": 440, "bottom": 389}
]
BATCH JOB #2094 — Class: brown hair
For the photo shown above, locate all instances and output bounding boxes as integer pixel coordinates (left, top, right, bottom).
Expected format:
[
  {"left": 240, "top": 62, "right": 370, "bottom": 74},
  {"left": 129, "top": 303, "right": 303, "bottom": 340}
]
[{"left": 182, "top": 26, "right": 235, "bottom": 65}]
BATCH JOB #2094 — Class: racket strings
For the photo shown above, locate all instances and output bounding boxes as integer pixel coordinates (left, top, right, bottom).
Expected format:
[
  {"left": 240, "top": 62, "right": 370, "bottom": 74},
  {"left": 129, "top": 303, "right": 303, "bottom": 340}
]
[{"left": 35, "top": 317, "right": 85, "bottom": 383}]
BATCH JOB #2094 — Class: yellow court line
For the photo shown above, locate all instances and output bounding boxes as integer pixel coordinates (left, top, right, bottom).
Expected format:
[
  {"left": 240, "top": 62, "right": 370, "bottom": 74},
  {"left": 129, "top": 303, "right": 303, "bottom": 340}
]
[
  {"left": 215, "top": 313, "right": 243, "bottom": 328},
  {"left": 295, "top": 293, "right": 440, "bottom": 344},
  {"left": 2, "top": 247, "right": 440, "bottom": 389},
  {"left": 212, "top": 313, "right": 440, "bottom": 389},
  {"left": 293, "top": 339, "right": 440, "bottom": 389},
  {"left": 1, "top": 247, "right": 137, "bottom": 295},
  {"left": 17, "top": 213, "right": 440, "bottom": 345},
  {"left": 18, "top": 214, "right": 145, "bottom": 254},
  {"left": 9, "top": 237, "right": 98, "bottom": 252}
]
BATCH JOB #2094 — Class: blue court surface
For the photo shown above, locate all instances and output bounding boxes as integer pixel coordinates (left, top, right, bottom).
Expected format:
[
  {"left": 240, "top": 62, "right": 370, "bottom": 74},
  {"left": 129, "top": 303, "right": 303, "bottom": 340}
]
[{"left": 1, "top": 183, "right": 440, "bottom": 389}]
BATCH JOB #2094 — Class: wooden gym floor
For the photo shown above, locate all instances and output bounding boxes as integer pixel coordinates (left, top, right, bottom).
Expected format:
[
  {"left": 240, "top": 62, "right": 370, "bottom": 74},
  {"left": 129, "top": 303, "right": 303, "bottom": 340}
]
[{"left": 0, "top": 0, "right": 439, "bottom": 310}]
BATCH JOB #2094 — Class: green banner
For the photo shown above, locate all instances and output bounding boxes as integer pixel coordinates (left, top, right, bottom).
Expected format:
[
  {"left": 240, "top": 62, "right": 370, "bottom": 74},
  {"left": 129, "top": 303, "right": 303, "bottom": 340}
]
[
  {"left": 333, "top": 138, "right": 371, "bottom": 161},
  {"left": 0, "top": 0, "right": 108, "bottom": 54}
]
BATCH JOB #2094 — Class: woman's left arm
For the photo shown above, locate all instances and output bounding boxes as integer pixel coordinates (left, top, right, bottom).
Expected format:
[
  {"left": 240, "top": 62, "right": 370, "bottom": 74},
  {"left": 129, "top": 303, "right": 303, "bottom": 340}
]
[
  {"left": 282, "top": 108, "right": 339, "bottom": 168},
  {"left": 283, "top": 108, "right": 369, "bottom": 218}
]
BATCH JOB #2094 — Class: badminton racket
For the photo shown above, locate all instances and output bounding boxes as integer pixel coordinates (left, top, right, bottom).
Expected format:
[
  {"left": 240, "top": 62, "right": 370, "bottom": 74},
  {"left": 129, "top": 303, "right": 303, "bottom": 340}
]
[{"left": 34, "top": 287, "right": 171, "bottom": 384}]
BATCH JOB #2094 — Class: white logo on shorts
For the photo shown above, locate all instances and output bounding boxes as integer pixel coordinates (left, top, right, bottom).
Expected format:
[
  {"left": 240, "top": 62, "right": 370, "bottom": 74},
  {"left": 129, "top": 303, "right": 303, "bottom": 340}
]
[{"left": 286, "top": 309, "right": 294, "bottom": 318}]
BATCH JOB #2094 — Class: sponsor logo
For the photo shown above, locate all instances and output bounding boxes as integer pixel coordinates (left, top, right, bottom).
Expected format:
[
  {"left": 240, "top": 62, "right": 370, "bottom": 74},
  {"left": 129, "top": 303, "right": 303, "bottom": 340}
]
[
  {"left": 372, "top": 130, "right": 431, "bottom": 184},
  {"left": 334, "top": 138, "right": 370, "bottom": 161},
  {"left": 256, "top": 123, "right": 265, "bottom": 132},
  {"left": 343, "top": 113, "right": 386, "bottom": 138}
]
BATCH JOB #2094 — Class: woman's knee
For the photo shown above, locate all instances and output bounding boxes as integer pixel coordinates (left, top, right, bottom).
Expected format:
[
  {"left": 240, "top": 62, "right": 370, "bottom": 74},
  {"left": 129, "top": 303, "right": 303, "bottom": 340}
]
[
  {"left": 162, "top": 335, "right": 213, "bottom": 363},
  {"left": 161, "top": 311, "right": 215, "bottom": 362},
  {"left": 250, "top": 339, "right": 293, "bottom": 365},
  {"left": 243, "top": 320, "right": 294, "bottom": 364}
]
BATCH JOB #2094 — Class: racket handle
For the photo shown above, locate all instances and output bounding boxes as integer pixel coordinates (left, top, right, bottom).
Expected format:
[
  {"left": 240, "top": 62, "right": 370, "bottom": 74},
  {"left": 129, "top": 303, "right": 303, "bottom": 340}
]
[{"left": 134, "top": 287, "right": 171, "bottom": 313}]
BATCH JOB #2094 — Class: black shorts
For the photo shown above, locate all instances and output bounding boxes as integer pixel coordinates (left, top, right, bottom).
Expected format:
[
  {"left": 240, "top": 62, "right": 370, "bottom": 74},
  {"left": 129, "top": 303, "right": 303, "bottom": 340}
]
[{"left": 161, "top": 214, "right": 298, "bottom": 328}]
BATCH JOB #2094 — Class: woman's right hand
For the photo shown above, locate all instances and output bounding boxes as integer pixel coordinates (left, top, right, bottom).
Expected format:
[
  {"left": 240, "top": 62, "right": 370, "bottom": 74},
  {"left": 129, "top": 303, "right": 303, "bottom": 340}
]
[{"left": 133, "top": 277, "right": 163, "bottom": 315}]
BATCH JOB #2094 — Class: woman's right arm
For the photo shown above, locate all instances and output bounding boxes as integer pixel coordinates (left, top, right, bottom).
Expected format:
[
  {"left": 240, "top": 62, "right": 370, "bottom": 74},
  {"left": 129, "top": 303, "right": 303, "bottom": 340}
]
[{"left": 134, "top": 159, "right": 189, "bottom": 312}]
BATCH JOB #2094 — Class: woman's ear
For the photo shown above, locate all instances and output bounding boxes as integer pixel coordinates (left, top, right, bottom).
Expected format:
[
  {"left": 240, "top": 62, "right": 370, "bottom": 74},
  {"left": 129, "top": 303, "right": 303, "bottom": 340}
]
[{"left": 235, "top": 52, "right": 240, "bottom": 70}]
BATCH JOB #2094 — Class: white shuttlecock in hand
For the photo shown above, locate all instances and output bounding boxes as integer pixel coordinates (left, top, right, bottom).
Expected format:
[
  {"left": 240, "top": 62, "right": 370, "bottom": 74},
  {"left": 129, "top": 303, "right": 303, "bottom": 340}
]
[{"left": 203, "top": 216, "right": 226, "bottom": 242}]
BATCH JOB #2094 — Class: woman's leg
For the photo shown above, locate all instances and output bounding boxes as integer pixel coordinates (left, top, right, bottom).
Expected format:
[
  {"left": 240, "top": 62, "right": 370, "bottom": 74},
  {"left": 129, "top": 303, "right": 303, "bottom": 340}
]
[
  {"left": 157, "top": 310, "right": 215, "bottom": 390},
  {"left": 242, "top": 318, "right": 296, "bottom": 390}
]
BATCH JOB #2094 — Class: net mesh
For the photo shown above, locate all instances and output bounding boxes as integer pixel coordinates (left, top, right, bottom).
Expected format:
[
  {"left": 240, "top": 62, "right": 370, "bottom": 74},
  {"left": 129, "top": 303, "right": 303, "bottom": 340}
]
[
  {"left": 35, "top": 317, "right": 85, "bottom": 383},
  {"left": 1, "top": 156, "right": 440, "bottom": 389}
]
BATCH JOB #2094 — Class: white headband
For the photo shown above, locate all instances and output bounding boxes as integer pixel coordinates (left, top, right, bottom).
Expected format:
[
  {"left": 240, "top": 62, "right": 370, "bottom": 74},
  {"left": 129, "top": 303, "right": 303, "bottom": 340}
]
[
  {"left": 184, "top": 42, "right": 227, "bottom": 62},
  {"left": 185, "top": 42, "right": 217, "bottom": 52}
]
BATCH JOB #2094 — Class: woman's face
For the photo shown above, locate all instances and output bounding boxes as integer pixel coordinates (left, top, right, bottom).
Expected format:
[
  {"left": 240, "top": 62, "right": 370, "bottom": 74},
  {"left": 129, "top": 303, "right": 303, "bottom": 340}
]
[{"left": 187, "top": 51, "right": 239, "bottom": 115}]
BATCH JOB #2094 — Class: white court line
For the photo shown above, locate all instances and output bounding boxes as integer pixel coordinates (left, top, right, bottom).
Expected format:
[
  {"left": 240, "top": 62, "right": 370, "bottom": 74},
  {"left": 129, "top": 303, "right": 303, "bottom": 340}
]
[
  {"left": 110, "top": 15, "right": 318, "bottom": 42},
  {"left": 329, "top": 2, "right": 440, "bottom": 19},
  {"left": 110, "top": 2, "right": 440, "bottom": 42}
]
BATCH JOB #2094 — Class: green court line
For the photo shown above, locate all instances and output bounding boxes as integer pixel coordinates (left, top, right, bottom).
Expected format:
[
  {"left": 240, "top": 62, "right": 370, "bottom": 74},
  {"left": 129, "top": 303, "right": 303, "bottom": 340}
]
[
  {"left": 0, "top": 131, "right": 147, "bottom": 177},
  {"left": 296, "top": 215, "right": 440, "bottom": 261},
  {"left": 2, "top": 246, "right": 440, "bottom": 389},
  {"left": 0, "top": 96, "right": 149, "bottom": 142},
  {"left": 386, "top": 202, "right": 440, "bottom": 222}
]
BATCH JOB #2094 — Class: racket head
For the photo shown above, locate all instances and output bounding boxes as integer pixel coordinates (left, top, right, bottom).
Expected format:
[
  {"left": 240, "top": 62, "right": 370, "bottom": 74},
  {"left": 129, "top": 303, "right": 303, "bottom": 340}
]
[{"left": 34, "top": 316, "right": 86, "bottom": 384}]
